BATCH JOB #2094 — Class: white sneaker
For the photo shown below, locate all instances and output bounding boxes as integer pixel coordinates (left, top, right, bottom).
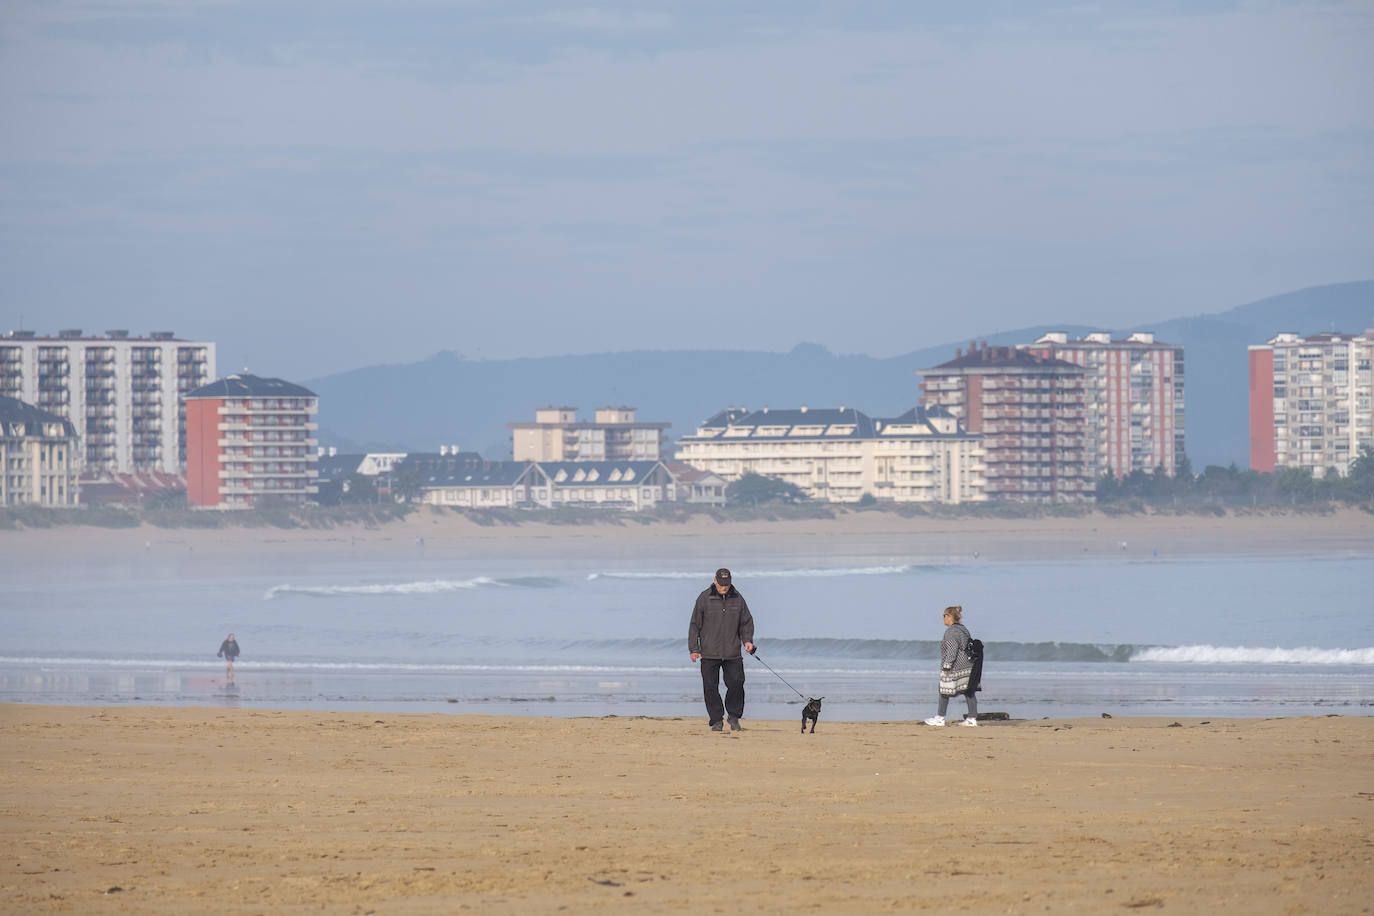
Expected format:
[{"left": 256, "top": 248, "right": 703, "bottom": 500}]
[
  {"left": 923, "top": 716, "right": 946, "bottom": 727},
  {"left": 960, "top": 717, "right": 978, "bottom": 727}
]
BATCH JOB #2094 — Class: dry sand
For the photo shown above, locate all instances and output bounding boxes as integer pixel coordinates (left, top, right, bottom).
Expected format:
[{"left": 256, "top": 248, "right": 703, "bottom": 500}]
[{"left": 2, "top": 706, "right": 1371, "bottom": 914}]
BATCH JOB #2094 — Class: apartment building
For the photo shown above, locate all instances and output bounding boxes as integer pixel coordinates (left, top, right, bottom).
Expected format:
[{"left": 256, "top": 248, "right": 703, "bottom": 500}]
[
  {"left": 1025, "top": 332, "right": 1184, "bottom": 479},
  {"left": 509, "top": 407, "right": 670, "bottom": 461},
  {"left": 184, "top": 374, "right": 319, "bottom": 509},
  {"left": 0, "top": 395, "right": 80, "bottom": 506},
  {"left": 1248, "top": 330, "right": 1374, "bottom": 477},
  {"left": 919, "top": 344, "right": 1091, "bottom": 502},
  {"left": 0, "top": 329, "right": 215, "bottom": 475},
  {"left": 673, "top": 405, "right": 986, "bottom": 504}
]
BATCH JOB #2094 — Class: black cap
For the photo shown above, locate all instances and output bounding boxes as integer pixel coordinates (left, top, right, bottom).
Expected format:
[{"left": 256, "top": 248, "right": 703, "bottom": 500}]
[{"left": 714, "top": 568, "right": 732, "bottom": 586}]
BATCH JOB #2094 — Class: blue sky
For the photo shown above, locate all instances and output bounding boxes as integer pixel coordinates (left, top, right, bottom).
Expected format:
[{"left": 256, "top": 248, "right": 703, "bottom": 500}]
[{"left": 2, "top": 1, "right": 1370, "bottom": 378}]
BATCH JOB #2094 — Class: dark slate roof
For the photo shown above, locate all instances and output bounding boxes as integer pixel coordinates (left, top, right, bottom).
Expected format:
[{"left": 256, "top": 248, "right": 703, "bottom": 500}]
[
  {"left": 697, "top": 407, "right": 753, "bottom": 428},
  {"left": 537, "top": 460, "right": 663, "bottom": 486},
  {"left": 185, "top": 373, "right": 317, "bottom": 399},
  {"left": 316, "top": 454, "right": 366, "bottom": 482},
  {"left": 926, "top": 346, "right": 1082, "bottom": 372},
  {"left": 395, "top": 452, "right": 486, "bottom": 475},
  {"left": 416, "top": 460, "right": 535, "bottom": 488},
  {"left": 0, "top": 395, "right": 77, "bottom": 437},
  {"left": 682, "top": 404, "right": 974, "bottom": 442},
  {"left": 696, "top": 406, "right": 877, "bottom": 436}
]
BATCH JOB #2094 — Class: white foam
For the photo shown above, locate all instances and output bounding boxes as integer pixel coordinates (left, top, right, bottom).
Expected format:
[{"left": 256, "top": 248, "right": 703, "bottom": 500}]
[
  {"left": 588, "top": 564, "right": 911, "bottom": 581},
  {"left": 265, "top": 577, "right": 499, "bottom": 599},
  {"left": 1134, "top": 645, "right": 1374, "bottom": 665}
]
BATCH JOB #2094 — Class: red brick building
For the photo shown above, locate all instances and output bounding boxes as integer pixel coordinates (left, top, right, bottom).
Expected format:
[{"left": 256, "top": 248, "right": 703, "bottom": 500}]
[
  {"left": 185, "top": 374, "right": 318, "bottom": 509},
  {"left": 920, "top": 343, "right": 1092, "bottom": 502}
]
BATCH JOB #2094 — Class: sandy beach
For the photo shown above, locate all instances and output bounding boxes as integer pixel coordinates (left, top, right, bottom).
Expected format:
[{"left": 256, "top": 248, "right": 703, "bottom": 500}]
[
  {"left": 2, "top": 706, "right": 1371, "bottom": 914},
  {"left": 4, "top": 506, "right": 1373, "bottom": 564}
]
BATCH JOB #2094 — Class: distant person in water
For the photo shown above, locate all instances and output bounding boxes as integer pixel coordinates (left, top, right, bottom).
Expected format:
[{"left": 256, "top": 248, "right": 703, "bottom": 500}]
[{"left": 217, "top": 633, "right": 240, "bottom": 682}]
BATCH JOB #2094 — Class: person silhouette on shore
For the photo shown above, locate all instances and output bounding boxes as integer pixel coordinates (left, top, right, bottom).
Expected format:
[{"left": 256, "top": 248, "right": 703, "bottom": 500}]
[{"left": 217, "top": 633, "right": 241, "bottom": 682}]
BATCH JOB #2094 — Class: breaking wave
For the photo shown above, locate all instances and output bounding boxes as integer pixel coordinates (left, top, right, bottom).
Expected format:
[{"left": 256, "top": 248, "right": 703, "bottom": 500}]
[
  {"left": 264, "top": 576, "right": 559, "bottom": 599},
  {"left": 1132, "top": 645, "right": 1374, "bottom": 665},
  {"left": 587, "top": 564, "right": 917, "bottom": 581}
]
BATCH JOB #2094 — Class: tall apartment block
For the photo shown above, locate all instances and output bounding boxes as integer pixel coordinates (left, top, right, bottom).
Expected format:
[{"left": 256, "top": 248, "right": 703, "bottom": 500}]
[
  {"left": 1, "top": 395, "right": 80, "bottom": 506},
  {"left": 185, "top": 374, "right": 319, "bottom": 509},
  {"left": 674, "top": 405, "right": 986, "bottom": 504},
  {"left": 509, "top": 406, "right": 670, "bottom": 461},
  {"left": 919, "top": 343, "right": 1092, "bottom": 502},
  {"left": 1248, "top": 330, "right": 1373, "bottom": 477},
  {"left": 1026, "top": 331, "right": 1185, "bottom": 478},
  {"left": 0, "top": 329, "right": 215, "bottom": 475}
]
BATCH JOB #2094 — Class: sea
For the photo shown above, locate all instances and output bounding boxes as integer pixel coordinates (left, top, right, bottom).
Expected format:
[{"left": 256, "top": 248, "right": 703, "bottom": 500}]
[{"left": 2, "top": 535, "right": 1372, "bottom": 721}]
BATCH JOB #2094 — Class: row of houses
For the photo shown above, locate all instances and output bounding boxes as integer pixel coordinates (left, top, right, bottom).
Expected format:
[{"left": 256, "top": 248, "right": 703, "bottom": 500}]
[{"left": 322, "top": 450, "right": 726, "bottom": 511}]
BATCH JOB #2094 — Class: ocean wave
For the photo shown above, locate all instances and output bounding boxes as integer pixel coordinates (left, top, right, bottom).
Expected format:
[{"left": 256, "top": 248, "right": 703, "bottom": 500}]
[
  {"left": 1133, "top": 645, "right": 1374, "bottom": 665},
  {"left": 588, "top": 564, "right": 916, "bottom": 581},
  {"left": 264, "top": 576, "right": 559, "bottom": 599}
]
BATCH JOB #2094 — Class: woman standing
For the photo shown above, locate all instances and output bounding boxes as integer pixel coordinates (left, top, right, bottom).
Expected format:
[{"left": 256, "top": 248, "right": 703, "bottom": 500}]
[{"left": 924, "top": 606, "right": 977, "bottom": 727}]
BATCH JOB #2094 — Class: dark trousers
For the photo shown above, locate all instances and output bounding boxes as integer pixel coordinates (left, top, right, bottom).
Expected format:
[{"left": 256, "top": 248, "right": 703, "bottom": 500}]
[{"left": 700, "top": 657, "right": 746, "bottom": 724}]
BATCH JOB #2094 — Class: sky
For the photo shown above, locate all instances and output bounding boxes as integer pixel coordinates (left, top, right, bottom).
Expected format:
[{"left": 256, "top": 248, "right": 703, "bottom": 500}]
[{"left": 1, "top": 1, "right": 1371, "bottom": 379}]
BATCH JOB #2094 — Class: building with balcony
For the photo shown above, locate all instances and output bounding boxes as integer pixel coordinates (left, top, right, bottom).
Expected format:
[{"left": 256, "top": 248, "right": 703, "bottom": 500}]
[
  {"left": 184, "top": 374, "right": 318, "bottom": 509},
  {"left": 1248, "top": 330, "right": 1374, "bottom": 477},
  {"left": 0, "top": 329, "right": 215, "bottom": 475},
  {"left": 919, "top": 343, "right": 1091, "bottom": 503},
  {"left": 509, "top": 406, "right": 670, "bottom": 461},
  {"left": 1025, "top": 331, "right": 1185, "bottom": 479},
  {"left": 1, "top": 395, "right": 80, "bottom": 506},
  {"left": 673, "top": 405, "right": 986, "bottom": 504}
]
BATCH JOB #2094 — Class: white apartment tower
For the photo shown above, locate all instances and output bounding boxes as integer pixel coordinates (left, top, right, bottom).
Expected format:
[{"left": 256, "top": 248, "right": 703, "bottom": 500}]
[
  {"left": 1026, "top": 332, "right": 1185, "bottom": 479},
  {"left": 1248, "top": 330, "right": 1374, "bottom": 477},
  {"left": 0, "top": 329, "right": 216, "bottom": 475}
]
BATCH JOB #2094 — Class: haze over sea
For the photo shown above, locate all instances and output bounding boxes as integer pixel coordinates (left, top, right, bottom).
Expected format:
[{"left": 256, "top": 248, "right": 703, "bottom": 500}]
[{"left": 4, "top": 522, "right": 1371, "bottom": 720}]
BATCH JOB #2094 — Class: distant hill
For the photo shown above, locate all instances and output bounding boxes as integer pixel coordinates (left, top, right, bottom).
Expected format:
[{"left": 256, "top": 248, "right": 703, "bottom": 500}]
[{"left": 309, "top": 281, "right": 1373, "bottom": 470}]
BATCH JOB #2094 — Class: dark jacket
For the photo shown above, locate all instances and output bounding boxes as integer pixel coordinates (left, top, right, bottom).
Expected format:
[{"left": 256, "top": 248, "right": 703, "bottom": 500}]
[
  {"left": 218, "top": 639, "right": 240, "bottom": 661},
  {"left": 688, "top": 584, "right": 755, "bottom": 659}
]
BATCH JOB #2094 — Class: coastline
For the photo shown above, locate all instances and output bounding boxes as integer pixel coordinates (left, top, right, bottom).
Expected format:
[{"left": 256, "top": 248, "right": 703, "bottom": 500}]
[
  {"left": 2, "top": 705, "right": 1370, "bottom": 913},
  {"left": 3, "top": 505, "right": 1372, "bottom": 562}
]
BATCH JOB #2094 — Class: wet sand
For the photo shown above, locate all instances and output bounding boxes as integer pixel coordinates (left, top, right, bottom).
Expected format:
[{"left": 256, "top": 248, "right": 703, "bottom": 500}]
[
  {"left": 2, "top": 705, "right": 1371, "bottom": 913},
  {"left": 4, "top": 505, "right": 1371, "bottom": 565}
]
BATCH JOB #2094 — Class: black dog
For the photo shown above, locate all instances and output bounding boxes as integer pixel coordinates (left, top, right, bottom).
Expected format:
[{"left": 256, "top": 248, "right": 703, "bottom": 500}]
[{"left": 801, "top": 697, "right": 824, "bottom": 733}]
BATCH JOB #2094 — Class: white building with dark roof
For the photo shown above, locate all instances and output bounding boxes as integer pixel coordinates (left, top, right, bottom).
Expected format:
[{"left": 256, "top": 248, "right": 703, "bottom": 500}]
[
  {"left": 1, "top": 395, "right": 80, "bottom": 506},
  {"left": 0, "top": 329, "right": 215, "bottom": 475},
  {"left": 673, "top": 405, "right": 986, "bottom": 504}
]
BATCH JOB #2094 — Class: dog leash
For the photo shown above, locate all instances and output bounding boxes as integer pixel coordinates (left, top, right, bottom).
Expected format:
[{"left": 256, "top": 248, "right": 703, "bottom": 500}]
[{"left": 747, "top": 646, "right": 808, "bottom": 701}]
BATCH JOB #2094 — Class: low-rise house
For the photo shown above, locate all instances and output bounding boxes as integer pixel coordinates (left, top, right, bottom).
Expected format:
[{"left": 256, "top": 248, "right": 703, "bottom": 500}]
[
  {"left": 664, "top": 461, "right": 728, "bottom": 505},
  {"left": 537, "top": 460, "right": 676, "bottom": 510},
  {"left": 411, "top": 459, "right": 542, "bottom": 509}
]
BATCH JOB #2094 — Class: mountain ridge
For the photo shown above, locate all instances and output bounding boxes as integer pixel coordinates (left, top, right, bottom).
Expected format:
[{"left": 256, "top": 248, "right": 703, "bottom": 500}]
[{"left": 309, "top": 280, "right": 1373, "bottom": 470}]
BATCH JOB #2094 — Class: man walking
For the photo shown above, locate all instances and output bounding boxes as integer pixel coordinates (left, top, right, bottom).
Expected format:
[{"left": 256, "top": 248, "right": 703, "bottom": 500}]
[{"left": 688, "top": 568, "right": 756, "bottom": 732}]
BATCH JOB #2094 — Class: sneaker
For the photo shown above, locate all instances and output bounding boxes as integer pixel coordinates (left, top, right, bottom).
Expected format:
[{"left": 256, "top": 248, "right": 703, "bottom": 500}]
[
  {"left": 727, "top": 716, "right": 741, "bottom": 732},
  {"left": 710, "top": 721, "right": 724, "bottom": 732},
  {"left": 923, "top": 716, "right": 946, "bottom": 727},
  {"left": 960, "top": 717, "right": 978, "bottom": 727}
]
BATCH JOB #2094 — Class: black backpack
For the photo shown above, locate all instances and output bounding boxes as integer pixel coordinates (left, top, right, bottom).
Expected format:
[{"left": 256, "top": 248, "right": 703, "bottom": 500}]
[{"left": 967, "top": 637, "right": 984, "bottom": 692}]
